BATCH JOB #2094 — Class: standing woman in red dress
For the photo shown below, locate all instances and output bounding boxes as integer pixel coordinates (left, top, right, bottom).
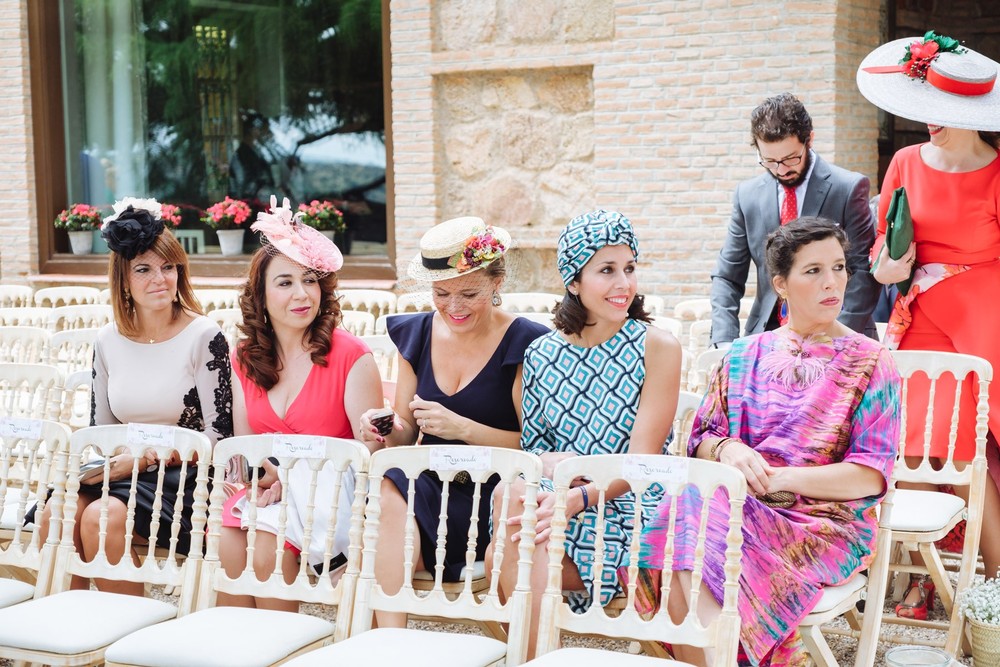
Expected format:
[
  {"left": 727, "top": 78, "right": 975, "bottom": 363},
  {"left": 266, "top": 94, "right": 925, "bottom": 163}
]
[{"left": 857, "top": 32, "right": 1000, "bottom": 618}]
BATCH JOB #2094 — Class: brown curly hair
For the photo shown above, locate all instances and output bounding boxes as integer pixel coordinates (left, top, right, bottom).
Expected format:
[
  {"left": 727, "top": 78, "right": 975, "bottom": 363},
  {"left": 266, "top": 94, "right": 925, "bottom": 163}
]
[{"left": 235, "top": 249, "right": 342, "bottom": 390}]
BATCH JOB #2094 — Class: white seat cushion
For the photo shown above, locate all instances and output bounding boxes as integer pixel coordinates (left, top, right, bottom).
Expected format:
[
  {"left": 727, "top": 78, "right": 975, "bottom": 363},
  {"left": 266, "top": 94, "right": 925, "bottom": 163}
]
[
  {"left": 524, "top": 647, "right": 694, "bottom": 666},
  {"left": 0, "top": 579, "right": 34, "bottom": 608},
  {"left": 807, "top": 575, "right": 867, "bottom": 616},
  {"left": 105, "top": 606, "right": 334, "bottom": 667},
  {"left": 284, "top": 628, "right": 506, "bottom": 666},
  {"left": 889, "top": 489, "right": 965, "bottom": 533},
  {"left": 0, "top": 589, "right": 176, "bottom": 654}
]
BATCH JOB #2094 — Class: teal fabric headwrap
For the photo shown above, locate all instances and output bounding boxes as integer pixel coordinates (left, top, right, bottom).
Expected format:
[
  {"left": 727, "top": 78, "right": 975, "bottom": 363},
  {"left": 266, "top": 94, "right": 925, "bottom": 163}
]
[{"left": 557, "top": 210, "right": 639, "bottom": 286}]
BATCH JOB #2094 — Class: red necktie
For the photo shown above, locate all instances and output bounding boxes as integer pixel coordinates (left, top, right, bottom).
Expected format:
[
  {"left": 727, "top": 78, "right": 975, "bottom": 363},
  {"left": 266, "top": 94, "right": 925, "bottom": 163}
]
[{"left": 780, "top": 185, "right": 798, "bottom": 225}]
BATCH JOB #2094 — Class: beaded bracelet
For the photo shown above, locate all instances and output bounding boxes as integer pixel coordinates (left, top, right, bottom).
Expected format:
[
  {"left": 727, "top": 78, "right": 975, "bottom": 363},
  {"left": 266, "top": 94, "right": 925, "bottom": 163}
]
[{"left": 710, "top": 437, "right": 738, "bottom": 462}]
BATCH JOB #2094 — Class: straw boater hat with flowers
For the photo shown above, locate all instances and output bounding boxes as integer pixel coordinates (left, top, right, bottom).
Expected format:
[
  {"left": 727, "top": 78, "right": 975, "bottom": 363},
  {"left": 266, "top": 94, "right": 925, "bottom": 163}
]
[
  {"left": 856, "top": 30, "right": 1000, "bottom": 131},
  {"left": 408, "top": 216, "right": 511, "bottom": 282}
]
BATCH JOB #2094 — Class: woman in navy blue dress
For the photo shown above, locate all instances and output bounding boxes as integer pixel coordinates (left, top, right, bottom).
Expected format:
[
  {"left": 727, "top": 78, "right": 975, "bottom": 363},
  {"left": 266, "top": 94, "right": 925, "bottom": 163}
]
[{"left": 358, "top": 216, "right": 548, "bottom": 628}]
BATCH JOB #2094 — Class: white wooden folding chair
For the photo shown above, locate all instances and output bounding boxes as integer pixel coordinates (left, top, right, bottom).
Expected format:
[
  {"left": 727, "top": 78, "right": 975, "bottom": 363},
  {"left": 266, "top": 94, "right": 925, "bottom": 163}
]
[
  {"left": 282, "top": 445, "right": 542, "bottom": 666},
  {"left": 799, "top": 486, "right": 895, "bottom": 667},
  {"left": 48, "top": 328, "right": 98, "bottom": 375},
  {"left": 0, "top": 285, "right": 33, "bottom": 308},
  {"left": 641, "top": 294, "right": 666, "bottom": 316},
  {"left": 395, "top": 292, "right": 433, "bottom": 313},
  {"left": 0, "top": 418, "right": 72, "bottom": 599},
  {"left": 97, "top": 288, "right": 112, "bottom": 304},
  {"left": 648, "top": 316, "right": 682, "bottom": 339},
  {"left": 33, "top": 286, "right": 101, "bottom": 308},
  {"left": 60, "top": 370, "right": 93, "bottom": 431},
  {"left": 193, "top": 288, "right": 240, "bottom": 313},
  {"left": 500, "top": 292, "right": 561, "bottom": 313},
  {"left": 0, "top": 424, "right": 212, "bottom": 665},
  {"left": 340, "top": 310, "right": 376, "bottom": 337},
  {"left": 525, "top": 454, "right": 747, "bottom": 666},
  {"left": 104, "top": 434, "right": 371, "bottom": 667},
  {"left": 686, "top": 319, "right": 713, "bottom": 360},
  {"left": 688, "top": 348, "right": 726, "bottom": 395},
  {"left": 338, "top": 289, "right": 398, "bottom": 319},
  {"left": 49, "top": 304, "right": 113, "bottom": 332},
  {"left": 360, "top": 334, "right": 399, "bottom": 382},
  {"left": 879, "top": 350, "right": 992, "bottom": 656},
  {"left": 0, "top": 362, "right": 65, "bottom": 421},
  {"left": 0, "top": 326, "right": 51, "bottom": 364},
  {"left": 673, "top": 298, "right": 711, "bottom": 321},
  {"left": 208, "top": 307, "right": 244, "bottom": 348},
  {"left": 668, "top": 390, "right": 702, "bottom": 456},
  {"left": 0, "top": 307, "right": 52, "bottom": 328}
]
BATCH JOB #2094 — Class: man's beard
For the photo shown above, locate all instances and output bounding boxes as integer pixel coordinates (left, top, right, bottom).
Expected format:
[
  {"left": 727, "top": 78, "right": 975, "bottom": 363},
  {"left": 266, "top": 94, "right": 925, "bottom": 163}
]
[{"left": 769, "top": 148, "right": 811, "bottom": 188}]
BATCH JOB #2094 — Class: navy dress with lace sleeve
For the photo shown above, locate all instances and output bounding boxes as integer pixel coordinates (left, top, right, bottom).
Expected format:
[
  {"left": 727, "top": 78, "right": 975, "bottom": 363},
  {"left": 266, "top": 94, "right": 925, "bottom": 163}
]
[{"left": 384, "top": 312, "right": 547, "bottom": 579}]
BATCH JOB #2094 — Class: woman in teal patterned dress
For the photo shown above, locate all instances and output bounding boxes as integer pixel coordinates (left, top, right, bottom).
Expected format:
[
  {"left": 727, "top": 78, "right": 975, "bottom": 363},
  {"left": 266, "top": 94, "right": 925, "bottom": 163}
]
[{"left": 488, "top": 209, "right": 683, "bottom": 659}]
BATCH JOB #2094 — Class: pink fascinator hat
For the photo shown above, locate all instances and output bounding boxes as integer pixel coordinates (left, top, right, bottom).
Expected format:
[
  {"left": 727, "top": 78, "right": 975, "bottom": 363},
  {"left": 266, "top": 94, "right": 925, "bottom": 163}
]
[{"left": 251, "top": 195, "right": 344, "bottom": 275}]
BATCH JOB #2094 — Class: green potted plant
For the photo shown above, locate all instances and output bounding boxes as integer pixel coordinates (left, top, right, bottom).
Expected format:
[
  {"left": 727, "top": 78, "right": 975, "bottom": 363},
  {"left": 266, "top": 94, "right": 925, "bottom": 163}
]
[
  {"left": 54, "top": 204, "right": 104, "bottom": 255},
  {"left": 297, "top": 199, "right": 348, "bottom": 251},
  {"left": 201, "top": 197, "right": 252, "bottom": 256},
  {"left": 959, "top": 577, "right": 1000, "bottom": 664}
]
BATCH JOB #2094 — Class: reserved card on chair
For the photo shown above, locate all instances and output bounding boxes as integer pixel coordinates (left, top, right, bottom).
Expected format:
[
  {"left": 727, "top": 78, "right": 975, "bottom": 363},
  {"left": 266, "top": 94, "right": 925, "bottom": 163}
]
[
  {"left": 622, "top": 455, "right": 689, "bottom": 486},
  {"left": 127, "top": 422, "right": 175, "bottom": 448},
  {"left": 429, "top": 446, "right": 491, "bottom": 472},
  {"left": 0, "top": 416, "right": 43, "bottom": 439}
]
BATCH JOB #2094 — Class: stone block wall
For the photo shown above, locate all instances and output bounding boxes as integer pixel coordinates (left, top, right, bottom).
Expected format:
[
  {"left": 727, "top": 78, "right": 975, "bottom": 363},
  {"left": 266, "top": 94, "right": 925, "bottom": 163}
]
[
  {"left": 391, "top": 0, "right": 885, "bottom": 303},
  {"left": 0, "top": 0, "right": 37, "bottom": 283}
]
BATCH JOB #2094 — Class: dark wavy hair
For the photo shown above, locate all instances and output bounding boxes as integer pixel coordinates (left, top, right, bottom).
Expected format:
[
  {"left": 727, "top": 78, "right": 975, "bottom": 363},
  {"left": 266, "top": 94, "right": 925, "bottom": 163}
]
[
  {"left": 552, "top": 288, "right": 651, "bottom": 336},
  {"left": 765, "top": 216, "right": 850, "bottom": 279},
  {"left": 750, "top": 92, "right": 813, "bottom": 148},
  {"left": 235, "top": 248, "right": 341, "bottom": 391},
  {"left": 108, "top": 230, "right": 202, "bottom": 338}
]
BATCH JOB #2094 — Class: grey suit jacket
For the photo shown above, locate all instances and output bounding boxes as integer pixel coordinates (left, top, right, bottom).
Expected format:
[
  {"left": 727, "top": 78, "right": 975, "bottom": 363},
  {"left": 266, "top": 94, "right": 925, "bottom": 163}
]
[{"left": 709, "top": 154, "right": 880, "bottom": 345}]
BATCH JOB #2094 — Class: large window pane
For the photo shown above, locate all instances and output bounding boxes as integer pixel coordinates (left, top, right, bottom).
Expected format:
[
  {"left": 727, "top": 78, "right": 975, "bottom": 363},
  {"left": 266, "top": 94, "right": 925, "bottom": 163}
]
[{"left": 60, "top": 0, "right": 386, "bottom": 257}]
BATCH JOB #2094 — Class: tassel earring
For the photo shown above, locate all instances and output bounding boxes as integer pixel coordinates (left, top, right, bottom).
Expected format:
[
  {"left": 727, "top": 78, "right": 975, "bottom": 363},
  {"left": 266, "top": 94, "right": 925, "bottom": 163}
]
[{"left": 491, "top": 291, "right": 502, "bottom": 307}]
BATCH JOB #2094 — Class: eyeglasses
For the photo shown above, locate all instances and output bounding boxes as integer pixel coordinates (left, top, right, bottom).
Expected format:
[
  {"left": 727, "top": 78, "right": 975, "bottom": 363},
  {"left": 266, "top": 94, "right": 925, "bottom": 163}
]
[{"left": 758, "top": 146, "right": 807, "bottom": 170}]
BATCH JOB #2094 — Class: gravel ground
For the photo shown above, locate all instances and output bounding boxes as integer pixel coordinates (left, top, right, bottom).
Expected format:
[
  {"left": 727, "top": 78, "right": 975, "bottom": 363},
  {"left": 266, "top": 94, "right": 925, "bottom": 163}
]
[{"left": 0, "top": 578, "right": 978, "bottom": 666}]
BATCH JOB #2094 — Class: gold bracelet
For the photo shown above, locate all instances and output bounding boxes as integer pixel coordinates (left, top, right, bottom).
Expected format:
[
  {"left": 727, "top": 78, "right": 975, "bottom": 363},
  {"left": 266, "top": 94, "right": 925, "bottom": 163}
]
[{"left": 709, "top": 437, "right": 737, "bottom": 462}]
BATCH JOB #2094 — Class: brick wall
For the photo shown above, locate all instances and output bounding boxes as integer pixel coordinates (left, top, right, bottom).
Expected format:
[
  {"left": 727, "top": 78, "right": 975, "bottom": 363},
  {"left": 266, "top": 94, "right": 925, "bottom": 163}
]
[
  {"left": 390, "top": 0, "right": 884, "bottom": 303},
  {"left": 0, "top": 0, "right": 36, "bottom": 283}
]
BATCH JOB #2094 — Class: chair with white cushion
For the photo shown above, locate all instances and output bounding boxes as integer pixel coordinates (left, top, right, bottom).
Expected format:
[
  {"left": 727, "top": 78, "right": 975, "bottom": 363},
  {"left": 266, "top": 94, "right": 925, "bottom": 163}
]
[
  {"left": 0, "top": 285, "right": 33, "bottom": 308},
  {"left": 0, "top": 418, "right": 71, "bottom": 598},
  {"left": 360, "top": 334, "right": 399, "bottom": 382},
  {"left": 48, "top": 328, "right": 98, "bottom": 375},
  {"left": 0, "top": 424, "right": 212, "bottom": 666},
  {"left": 209, "top": 307, "right": 243, "bottom": 348},
  {"left": 337, "top": 289, "right": 397, "bottom": 320},
  {"left": 0, "top": 307, "right": 52, "bottom": 329},
  {"left": 281, "top": 445, "right": 542, "bottom": 667},
  {"left": 0, "top": 326, "right": 51, "bottom": 364},
  {"left": 193, "top": 288, "right": 240, "bottom": 313},
  {"left": 340, "top": 310, "right": 376, "bottom": 337},
  {"left": 798, "top": 487, "right": 894, "bottom": 667},
  {"left": 104, "top": 434, "right": 370, "bottom": 667},
  {"left": 49, "top": 304, "right": 113, "bottom": 332},
  {"left": 395, "top": 292, "right": 433, "bottom": 313},
  {"left": 33, "top": 286, "right": 101, "bottom": 308},
  {"left": 499, "top": 292, "right": 560, "bottom": 313},
  {"left": 0, "top": 363, "right": 65, "bottom": 422},
  {"left": 524, "top": 454, "right": 747, "bottom": 666},
  {"left": 878, "top": 350, "right": 992, "bottom": 657}
]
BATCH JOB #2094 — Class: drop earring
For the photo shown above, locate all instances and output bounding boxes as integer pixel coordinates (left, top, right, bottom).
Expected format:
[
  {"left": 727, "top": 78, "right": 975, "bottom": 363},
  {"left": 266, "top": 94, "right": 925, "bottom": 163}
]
[
  {"left": 124, "top": 290, "right": 132, "bottom": 310},
  {"left": 491, "top": 291, "right": 502, "bottom": 307}
]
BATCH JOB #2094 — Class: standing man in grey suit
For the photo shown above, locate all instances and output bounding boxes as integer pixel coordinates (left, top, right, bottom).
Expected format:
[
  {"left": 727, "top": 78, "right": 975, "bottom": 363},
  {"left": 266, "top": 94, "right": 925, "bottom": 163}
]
[{"left": 710, "top": 93, "right": 879, "bottom": 346}]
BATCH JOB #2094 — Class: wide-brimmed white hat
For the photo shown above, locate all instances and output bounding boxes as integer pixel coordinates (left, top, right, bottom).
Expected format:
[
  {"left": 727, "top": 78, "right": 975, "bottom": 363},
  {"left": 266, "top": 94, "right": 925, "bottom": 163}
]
[
  {"left": 857, "top": 33, "right": 1000, "bottom": 131},
  {"left": 407, "top": 216, "right": 511, "bottom": 282}
]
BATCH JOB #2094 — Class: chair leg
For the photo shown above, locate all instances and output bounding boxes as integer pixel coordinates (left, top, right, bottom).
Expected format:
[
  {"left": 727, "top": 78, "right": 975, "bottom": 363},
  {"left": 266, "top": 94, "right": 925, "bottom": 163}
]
[
  {"left": 919, "top": 543, "right": 953, "bottom": 612},
  {"left": 799, "top": 624, "right": 838, "bottom": 667}
]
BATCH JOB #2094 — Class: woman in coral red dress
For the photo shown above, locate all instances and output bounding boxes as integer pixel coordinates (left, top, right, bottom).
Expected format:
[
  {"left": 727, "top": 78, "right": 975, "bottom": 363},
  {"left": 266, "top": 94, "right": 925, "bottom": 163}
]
[{"left": 857, "top": 32, "right": 1000, "bottom": 617}]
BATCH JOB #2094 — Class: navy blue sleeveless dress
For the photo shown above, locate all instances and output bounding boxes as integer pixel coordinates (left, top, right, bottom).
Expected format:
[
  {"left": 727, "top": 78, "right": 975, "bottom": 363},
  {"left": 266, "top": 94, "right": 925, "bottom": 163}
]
[{"left": 384, "top": 312, "right": 548, "bottom": 581}]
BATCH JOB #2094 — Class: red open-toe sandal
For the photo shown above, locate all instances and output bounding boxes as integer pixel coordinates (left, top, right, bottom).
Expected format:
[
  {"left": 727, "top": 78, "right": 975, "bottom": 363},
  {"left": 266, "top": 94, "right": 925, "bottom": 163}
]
[{"left": 895, "top": 574, "right": 935, "bottom": 620}]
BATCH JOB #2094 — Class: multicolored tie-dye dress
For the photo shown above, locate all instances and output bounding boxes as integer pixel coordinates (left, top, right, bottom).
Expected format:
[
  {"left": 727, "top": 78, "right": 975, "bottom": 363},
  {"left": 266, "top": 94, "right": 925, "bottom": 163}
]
[
  {"left": 521, "top": 318, "right": 665, "bottom": 611},
  {"left": 637, "top": 330, "right": 899, "bottom": 666}
]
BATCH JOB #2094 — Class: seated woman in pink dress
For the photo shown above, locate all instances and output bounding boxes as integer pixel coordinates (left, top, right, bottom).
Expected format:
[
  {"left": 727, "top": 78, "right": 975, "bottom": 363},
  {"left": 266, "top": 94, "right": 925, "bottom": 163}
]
[
  {"left": 217, "top": 197, "right": 383, "bottom": 611},
  {"left": 636, "top": 217, "right": 900, "bottom": 666}
]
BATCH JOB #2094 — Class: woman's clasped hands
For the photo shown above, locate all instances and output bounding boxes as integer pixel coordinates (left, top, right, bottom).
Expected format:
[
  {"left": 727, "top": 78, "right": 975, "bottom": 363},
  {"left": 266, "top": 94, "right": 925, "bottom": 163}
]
[{"left": 716, "top": 439, "right": 788, "bottom": 498}]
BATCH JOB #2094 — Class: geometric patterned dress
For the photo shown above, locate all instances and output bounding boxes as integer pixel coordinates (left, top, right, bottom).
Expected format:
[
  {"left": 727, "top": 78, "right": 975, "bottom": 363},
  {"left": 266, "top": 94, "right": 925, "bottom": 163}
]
[
  {"left": 521, "top": 317, "right": 666, "bottom": 611},
  {"left": 636, "top": 330, "right": 899, "bottom": 666}
]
